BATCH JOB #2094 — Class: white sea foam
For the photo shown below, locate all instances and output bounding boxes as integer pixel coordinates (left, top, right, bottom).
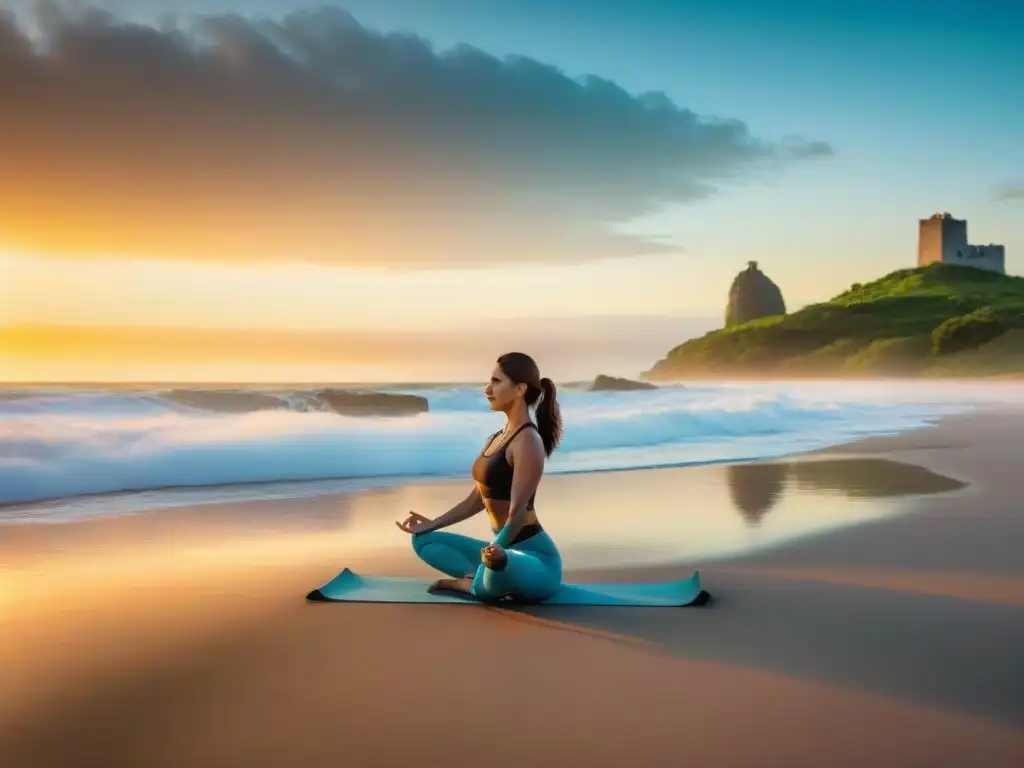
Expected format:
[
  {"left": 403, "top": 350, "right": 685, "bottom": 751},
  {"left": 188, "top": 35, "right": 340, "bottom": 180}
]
[{"left": 2, "top": 379, "right": 1018, "bottom": 517}]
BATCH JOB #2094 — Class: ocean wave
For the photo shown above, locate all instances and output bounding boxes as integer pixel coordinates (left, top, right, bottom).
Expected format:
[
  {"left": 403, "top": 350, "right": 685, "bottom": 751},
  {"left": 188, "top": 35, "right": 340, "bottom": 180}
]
[{"left": 2, "top": 380, "right": 1006, "bottom": 509}]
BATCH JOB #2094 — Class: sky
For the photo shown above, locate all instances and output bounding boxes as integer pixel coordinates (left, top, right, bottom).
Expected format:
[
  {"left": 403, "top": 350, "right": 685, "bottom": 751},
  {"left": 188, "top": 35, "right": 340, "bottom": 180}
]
[{"left": 1, "top": 0, "right": 1021, "bottom": 381}]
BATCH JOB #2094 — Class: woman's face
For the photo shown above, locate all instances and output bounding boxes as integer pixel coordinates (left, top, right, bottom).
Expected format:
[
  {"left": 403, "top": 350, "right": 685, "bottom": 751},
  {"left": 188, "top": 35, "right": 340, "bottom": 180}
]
[{"left": 484, "top": 364, "right": 525, "bottom": 412}]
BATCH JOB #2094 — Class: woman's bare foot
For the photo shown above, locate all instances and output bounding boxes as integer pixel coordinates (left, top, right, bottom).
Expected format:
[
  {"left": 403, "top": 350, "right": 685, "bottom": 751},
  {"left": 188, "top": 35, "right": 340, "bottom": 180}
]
[{"left": 427, "top": 577, "right": 473, "bottom": 595}]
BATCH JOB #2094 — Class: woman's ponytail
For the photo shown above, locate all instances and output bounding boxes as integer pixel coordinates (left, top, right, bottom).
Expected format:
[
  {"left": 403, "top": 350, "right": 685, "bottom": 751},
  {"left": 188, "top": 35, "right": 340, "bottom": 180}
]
[{"left": 534, "top": 376, "right": 562, "bottom": 457}]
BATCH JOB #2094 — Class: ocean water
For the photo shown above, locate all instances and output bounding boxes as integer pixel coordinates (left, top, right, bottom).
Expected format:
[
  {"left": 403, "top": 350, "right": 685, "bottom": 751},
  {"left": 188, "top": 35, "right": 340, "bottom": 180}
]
[{"left": 1, "top": 379, "right": 1019, "bottom": 522}]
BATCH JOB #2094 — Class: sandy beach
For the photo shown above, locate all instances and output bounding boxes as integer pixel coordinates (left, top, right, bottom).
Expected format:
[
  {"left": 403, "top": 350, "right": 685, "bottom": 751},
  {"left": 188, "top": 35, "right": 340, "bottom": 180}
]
[{"left": 2, "top": 408, "right": 1023, "bottom": 767}]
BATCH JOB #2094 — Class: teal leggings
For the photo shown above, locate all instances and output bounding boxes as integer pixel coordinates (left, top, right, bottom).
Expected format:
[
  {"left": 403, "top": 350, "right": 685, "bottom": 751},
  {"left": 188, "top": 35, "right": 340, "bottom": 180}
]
[{"left": 412, "top": 529, "right": 563, "bottom": 602}]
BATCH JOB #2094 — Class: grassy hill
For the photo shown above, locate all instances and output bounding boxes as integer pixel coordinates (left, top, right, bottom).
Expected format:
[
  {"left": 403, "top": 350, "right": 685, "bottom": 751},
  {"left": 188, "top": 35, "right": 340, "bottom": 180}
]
[{"left": 646, "top": 263, "right": 1024, "bottom": 379}]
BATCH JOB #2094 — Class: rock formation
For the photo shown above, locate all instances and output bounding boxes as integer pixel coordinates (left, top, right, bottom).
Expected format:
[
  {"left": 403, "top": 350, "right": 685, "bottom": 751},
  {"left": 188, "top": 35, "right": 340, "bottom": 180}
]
[
  {"left": 725, "top": 261, "right": 786, "bottom": 328},
  {"left": 320, "top": 390, "right": 429, "bottom": 417},
  {"left": 166, "top": 387, "right": 429, "bottom": 417},
  {"left": 166, "top": 389, "right": 287, "bottom": 413},
  {"left": 590, "top": 375, "right": 658, "bottom": 391}
]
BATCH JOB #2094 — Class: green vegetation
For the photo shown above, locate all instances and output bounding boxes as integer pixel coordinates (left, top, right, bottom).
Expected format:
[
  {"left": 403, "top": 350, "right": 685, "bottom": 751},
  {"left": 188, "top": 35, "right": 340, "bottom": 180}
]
[
  {"left": 930, "top": 306, "right": 1007, "bottom": 356},
  {"left": 646, "top": 263, "right": 1024, "bottom": 379}
]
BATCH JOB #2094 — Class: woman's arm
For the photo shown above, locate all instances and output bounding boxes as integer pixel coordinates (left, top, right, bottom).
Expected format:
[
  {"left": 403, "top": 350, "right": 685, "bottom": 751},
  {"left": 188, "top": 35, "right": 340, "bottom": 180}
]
[
  {"left": 423, "top": 486, "right": 485, "bottom": 532},
  {"left": 492, "top": 430, "right": 545, "bottom": 548}
]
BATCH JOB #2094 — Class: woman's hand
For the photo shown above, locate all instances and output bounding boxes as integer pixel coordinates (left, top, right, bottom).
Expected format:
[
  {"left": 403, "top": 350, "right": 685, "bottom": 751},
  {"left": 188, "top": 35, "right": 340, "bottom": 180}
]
[
  {"left": 395, "top": 511, "right": 434, "bottom": 535},
  {"left": 481, "top": 543, "right": 508, "bottom": 571}
]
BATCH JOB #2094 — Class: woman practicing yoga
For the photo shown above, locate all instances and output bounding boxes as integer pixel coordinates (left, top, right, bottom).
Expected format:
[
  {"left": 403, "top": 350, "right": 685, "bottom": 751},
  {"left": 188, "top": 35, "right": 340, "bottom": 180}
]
[{"left": 396, "top": 352, "right": 564, "bottom": 602}]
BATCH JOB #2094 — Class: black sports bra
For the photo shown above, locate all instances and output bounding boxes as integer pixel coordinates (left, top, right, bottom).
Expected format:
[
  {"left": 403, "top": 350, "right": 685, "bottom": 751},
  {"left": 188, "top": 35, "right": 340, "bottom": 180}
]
[{"left": 471, "top": 422, "right": 538, "bottom": 509}]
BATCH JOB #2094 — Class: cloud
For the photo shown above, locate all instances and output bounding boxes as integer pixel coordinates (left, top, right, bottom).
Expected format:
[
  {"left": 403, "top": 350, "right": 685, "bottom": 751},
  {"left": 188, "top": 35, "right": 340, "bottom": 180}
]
[
  {"left": 0, "top": 3, "right": 832, "bottom": 268},
  {"left": 995, "top": 185, "right": 1024, "bottom": 201}
]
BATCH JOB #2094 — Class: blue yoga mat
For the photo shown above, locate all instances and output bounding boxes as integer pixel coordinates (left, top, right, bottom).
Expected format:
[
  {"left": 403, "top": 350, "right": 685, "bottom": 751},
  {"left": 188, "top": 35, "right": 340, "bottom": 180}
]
[{"left": 306, "top": 568, "right": 709, "bottom": 607}]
